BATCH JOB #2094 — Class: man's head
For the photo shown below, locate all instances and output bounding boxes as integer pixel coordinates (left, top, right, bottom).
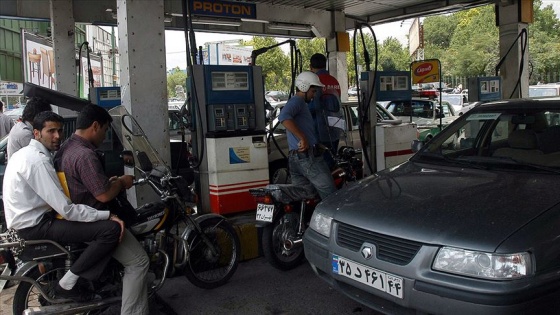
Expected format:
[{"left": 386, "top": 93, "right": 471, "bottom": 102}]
[
  {"left": 22, "top": 97, "right": 52, "bottom": 123},
  {"left": 0, "top": 100, "right": 4, "bottom": 112},
  {"left": 76, "top": 104, "right": 113, "bottom": 147},
  {"left": 295, "top": 71, "right": 325, "bottom": 102},
  {"left": 310, "top": 53, "right": 327, "bottom": 72},
  {"left": 33, "top": 111, "right": 64, "bottom": 152}
]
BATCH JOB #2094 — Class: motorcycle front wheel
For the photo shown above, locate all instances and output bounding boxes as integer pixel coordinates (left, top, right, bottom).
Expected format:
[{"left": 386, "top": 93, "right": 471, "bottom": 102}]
[
  {"left": 183, "top": 217, "right": 240, "bottom": 289},
  {"left": 262, "top": 209, "right": 305, "bottom": 270}
]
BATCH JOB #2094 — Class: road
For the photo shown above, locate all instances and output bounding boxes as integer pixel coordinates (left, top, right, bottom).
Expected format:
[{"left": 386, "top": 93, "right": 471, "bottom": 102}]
[
  {"left": 155, "top": 257, "right": 381, "bottom": 315},
  {"left": 2, "top": 257, "right": 381, "bottom": 315}
]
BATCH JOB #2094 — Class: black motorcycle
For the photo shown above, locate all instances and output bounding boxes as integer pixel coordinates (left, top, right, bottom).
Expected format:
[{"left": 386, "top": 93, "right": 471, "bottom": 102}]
[
  {"left": 250, "top": 146, "right": 363, "bottom": 270},
  {"left": 0, "top": 105, "right": 241, "bottom": 314}
]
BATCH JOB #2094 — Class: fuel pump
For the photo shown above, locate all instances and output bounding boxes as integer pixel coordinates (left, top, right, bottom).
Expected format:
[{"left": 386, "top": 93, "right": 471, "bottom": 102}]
[
  {"left": 359, "top": 70, "right": 416, "bottom": 175},
  {"left": 352, "top": 24, "right": 416, "bottom": 176},
  {"left": 189, "top": 65, "right": 269, "bottom": 215}
]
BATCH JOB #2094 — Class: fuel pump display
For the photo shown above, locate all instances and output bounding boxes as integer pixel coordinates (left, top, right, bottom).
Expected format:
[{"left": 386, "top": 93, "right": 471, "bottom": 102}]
[{"left": 190, "top": 65, "right": 269, "bottom": 214}]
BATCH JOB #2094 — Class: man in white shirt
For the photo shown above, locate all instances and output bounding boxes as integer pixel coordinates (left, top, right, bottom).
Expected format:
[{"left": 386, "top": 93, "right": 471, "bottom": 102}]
[{"left": 3, "top": 111, "right": 124, "bottom": 302}]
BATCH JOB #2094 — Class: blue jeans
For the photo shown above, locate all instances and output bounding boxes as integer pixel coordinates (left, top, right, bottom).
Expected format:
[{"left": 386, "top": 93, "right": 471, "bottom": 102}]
[{"left": 288, "top": 152, "right": 336, "bottom": 200}]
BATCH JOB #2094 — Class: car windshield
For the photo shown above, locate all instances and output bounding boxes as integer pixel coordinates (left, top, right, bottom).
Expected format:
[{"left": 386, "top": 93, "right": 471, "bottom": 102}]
[{"left": 414, "top": 103, "right": 560, "bottom": 170}]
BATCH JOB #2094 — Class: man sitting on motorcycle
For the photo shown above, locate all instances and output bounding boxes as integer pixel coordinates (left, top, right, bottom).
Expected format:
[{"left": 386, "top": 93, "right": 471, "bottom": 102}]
[
  {"left": 54, "top": 104, "right": 150, "bottom": 315},
  {"left": 2, "top": 111, "right": 124, "bottom": 302},
  {"left": 278, "top": 71, "right": 337, "bottom": 200}
]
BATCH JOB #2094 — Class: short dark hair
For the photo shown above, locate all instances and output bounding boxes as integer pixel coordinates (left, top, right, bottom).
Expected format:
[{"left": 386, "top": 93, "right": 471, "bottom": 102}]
[
  {"left": 310, "top": 53, "right": 327, "bottom": 69},
  {"left": 23, "top": 97, "right": 52, "bottom": 122},
  {"left": 0, "top": 100, "right": 4, "bottom": 112},
  {"left": 33, "top": 111, "right": 64, "bottom": 131},
  {"left": 76, "top": 104, "right": 112, "bottom": 129}
]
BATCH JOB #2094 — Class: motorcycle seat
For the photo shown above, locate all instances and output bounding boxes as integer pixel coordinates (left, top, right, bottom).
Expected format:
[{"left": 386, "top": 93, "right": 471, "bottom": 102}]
[{"left": 264, "top": 184, "right": 319, "bottom": 204}]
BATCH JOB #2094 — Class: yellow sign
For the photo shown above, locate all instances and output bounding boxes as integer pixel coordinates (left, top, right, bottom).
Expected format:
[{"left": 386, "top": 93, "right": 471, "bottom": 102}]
[{"left": 410, "top": 59, "right": 440, "bottom": 84}]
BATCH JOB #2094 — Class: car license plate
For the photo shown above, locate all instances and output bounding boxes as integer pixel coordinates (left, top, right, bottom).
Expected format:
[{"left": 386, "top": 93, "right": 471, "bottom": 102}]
[
  {"left": 332, "top": 255, "right": 403, "bottom": 299},
  {"left": 256, "top": 203, "right": 275, "bottom": 222}
]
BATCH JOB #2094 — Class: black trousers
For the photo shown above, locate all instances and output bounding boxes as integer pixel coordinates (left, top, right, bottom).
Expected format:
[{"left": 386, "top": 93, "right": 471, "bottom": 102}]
[{"left": 17, "top": 212, "right": 121, "bottom": 280}]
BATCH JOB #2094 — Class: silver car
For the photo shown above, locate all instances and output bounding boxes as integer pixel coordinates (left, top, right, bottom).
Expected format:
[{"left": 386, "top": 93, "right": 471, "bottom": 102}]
[{"left": 304, "top": 98, "right": 560, "bottom": 314}]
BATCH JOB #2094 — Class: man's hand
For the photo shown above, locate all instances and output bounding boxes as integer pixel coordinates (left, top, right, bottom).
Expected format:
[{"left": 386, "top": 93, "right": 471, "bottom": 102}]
[
  {"left": 298, "top": 139, "right": 309, "bottom": 152},
  {"left": 109, "top": 214, "right": 125, "bottom": 242},
  {"left": 109, "top": 175, "right": 134, "bottom": 190},
  {"left": 118, "top": 175, "right": 134, "bottom": 190}
]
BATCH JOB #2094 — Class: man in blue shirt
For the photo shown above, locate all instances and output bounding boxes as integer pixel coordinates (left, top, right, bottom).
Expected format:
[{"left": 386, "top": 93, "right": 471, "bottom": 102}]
[{"left": 278, "top": 71, "right": 336, "bottom": 199}]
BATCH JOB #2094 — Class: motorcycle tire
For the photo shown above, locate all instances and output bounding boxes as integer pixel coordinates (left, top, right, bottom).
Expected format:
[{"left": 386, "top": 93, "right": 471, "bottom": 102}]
[
  {"left": 262, "top": 209, "right": 305, "bottom": 271},
  {"left": 183, "top": 216, "right": 240, "bottom": 289},
  {"left": 12, "top": 266, "right": 62, "bottom": 315}
]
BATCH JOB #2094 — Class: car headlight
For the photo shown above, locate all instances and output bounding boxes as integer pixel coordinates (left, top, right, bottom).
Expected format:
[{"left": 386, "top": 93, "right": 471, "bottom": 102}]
[
  {"left": 309, "top": 211, "right": 332, "bottom": 237},
  {"left": 433, "top": 247, "right": 532, "bottom": 279}
]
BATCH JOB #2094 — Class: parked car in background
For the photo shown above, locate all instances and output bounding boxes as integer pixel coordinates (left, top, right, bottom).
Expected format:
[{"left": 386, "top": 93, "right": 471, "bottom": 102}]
[
  {"left": 441, "top": 93, "right": 468, "bottom": 112},
  {"left": 265, "top": 90, "right": 289, "bottom": 102},
  {"left": 348, "top": 86, "right": 358, "bottom": 97},
  {"left": 304, "top": 98, "right": 560, "bottom": 314},
  {"left": 528, "top": 83, "right": 560, "bottom": 98},
  {"left": 384, "top": 98, "right": 457, "bottom": 141}
]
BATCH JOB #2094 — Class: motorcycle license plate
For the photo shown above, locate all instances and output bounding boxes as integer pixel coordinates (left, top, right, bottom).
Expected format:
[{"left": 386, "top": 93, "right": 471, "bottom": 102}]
[
  {"left": 256, "top": 203, "right": 274, "bottom": 222},
  {"left": 332, "top": 255, "right": 404, "bottom": 299}
]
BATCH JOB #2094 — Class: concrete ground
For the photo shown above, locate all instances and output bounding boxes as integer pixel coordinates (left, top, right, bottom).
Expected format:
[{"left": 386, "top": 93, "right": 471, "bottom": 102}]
[
  {"left": 1, "top": 212, "right": 382, "bottom": 315},
  {"left": 1, "top": 257, "right": 381, "bottom": 315}
]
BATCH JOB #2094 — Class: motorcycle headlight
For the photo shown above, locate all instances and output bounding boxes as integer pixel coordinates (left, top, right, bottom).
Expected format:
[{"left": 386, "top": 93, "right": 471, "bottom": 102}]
[
  {"left": 433, "top": 247, "right": 532, "bottom": 280},
  {"left": 309, "top": 211, "right": 332, "bottom": 238}
]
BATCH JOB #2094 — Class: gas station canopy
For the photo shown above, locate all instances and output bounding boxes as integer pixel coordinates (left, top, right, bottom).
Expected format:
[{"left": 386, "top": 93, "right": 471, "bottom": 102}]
[{"left": 1, "top": 0, "right": 492, "bottom": 38}]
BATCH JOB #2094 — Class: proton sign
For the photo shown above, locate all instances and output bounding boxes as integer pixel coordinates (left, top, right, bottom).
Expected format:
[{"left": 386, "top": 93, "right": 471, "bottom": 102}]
[{"left": 411, "top": 59, "right": 440, "bottom": 84}]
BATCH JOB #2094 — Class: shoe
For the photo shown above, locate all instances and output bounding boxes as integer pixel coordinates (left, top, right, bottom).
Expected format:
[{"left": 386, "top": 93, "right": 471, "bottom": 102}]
[{"left": 54, "top": 283, "right": 99, "bottom": 302}]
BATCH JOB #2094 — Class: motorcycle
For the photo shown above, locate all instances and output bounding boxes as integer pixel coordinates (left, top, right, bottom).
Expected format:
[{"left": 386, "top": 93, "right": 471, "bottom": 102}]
[
  {"left": 249, "top": 146, "right": 363, "bottom": 270},
  {"left": 0, "top": 105, "right": 241, "bottom": 314}
]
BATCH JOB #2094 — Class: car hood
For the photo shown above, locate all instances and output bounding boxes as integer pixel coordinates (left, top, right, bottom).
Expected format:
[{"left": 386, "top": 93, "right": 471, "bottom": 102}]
[{"left": 323, "top": 162, "right": 560, "bottom": 252}]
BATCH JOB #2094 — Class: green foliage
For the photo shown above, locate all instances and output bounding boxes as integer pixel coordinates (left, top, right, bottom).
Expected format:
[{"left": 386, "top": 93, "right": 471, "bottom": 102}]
[
  {"left": 529, "top": 0, "right": 560, "bottom": 82},
  {"left": 166, "top": 67, "right": 187, "bottom": 98},
  {"left": 246, "top": 37, "right": 291, "bottom": 92}
]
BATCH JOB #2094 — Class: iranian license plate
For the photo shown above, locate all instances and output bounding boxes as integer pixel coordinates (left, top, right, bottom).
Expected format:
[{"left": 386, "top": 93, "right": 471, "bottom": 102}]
[
  {"left": 256, "top": 203, "right": 275, "bottom": 222},
  {"left": 332, "top": 255, "right": 404, "bottom": 299}
]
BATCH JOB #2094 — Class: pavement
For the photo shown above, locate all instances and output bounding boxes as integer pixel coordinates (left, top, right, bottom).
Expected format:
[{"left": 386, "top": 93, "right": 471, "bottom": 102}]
[{"left": 0, "top": 211, "right": 382, "bottom": 315}]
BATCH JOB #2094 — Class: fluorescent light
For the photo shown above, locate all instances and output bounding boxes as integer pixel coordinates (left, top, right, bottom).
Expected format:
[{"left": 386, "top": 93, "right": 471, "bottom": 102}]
[
  {"left": 240, "top": 18, "right": 269, "bottom": 24},
  {"left": 268, "top": 22, "right": 311, "bottom": 32},
  {"left": 191, "top": 17, "right": 241, "bottom": 27}
]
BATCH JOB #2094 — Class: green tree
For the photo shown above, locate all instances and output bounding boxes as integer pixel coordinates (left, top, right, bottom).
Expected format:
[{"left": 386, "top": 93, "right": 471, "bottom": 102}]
[
  {"left": 246, "top": 37, "right": 291, "bottom": 92},
  {"left": 529, "top": 0, "right": 560, "bottom": 83},
  {"left": 378, "top": 37, "right": 409, "bottom": 71},
  {"left": 166, "top": 67, "right": 188, "bottom": 98},
  {"left": 443, "top": 5, "right": 499, "bottom": 77},
  {"left": 347, "top": 31, "right": 377, "bottom": 86}
]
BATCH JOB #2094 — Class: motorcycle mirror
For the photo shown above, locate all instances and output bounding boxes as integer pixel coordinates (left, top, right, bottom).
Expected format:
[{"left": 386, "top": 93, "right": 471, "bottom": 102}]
[
  {"left": 136, "top": 151, "right": 153, "bottom": 172},
  {"left": 121, "top": 150, "right": 135, "bottom": 168}
]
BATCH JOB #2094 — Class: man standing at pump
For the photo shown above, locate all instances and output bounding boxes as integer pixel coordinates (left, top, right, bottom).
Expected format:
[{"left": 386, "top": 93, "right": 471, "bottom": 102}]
[
  {"left": 309, "top": 53, "right": 343, "bottom": 168},
  {"left": 54, "top": 104, "right": 150, "bottom": 315},
  {"left": 278, "top": 71, "right": 336, "bottom": 200}
]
